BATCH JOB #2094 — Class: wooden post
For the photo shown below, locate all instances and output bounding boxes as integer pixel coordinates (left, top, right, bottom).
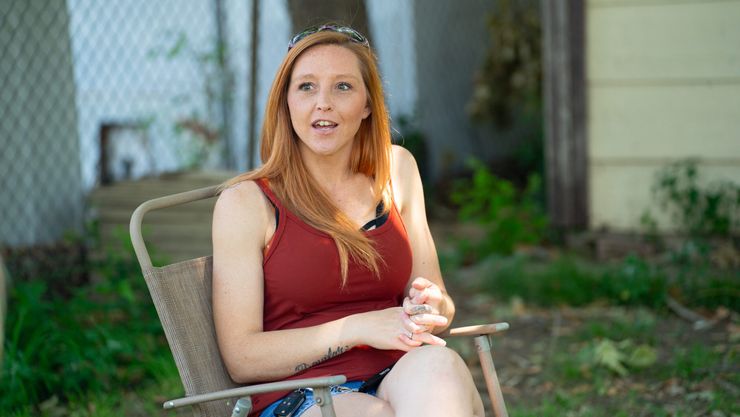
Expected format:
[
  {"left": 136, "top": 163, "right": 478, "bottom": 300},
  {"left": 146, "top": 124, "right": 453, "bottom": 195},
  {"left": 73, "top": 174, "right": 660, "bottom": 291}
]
[
  {"left": 542, "top": 0, "right": 588, "bottom": 229},
  {"left": 247, "top": 0, "right": 260, "bottom": 169}
]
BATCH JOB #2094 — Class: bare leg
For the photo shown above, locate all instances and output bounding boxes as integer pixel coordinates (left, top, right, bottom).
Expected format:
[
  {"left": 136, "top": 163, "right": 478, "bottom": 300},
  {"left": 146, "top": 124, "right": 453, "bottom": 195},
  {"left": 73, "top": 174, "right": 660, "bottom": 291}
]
[
  {"left": 301, "top": 392, "right": 394, "bottom": 417},
  {"left": 376, "top": 345, "right": 484, "bottom": 417}
]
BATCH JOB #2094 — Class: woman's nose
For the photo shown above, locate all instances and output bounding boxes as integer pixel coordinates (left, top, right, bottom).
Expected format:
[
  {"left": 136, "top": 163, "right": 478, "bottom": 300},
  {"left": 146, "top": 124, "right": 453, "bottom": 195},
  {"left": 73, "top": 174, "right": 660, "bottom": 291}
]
[{"left": 316, "top": 90, "right": 333, "bottom": 111}]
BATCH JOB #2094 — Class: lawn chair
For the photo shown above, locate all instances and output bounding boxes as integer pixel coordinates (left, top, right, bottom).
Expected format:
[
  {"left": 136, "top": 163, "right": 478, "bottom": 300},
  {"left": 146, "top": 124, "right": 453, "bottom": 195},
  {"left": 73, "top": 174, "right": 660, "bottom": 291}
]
[{"left": 130, "top": 185, "right": 510, "bottom": 417}]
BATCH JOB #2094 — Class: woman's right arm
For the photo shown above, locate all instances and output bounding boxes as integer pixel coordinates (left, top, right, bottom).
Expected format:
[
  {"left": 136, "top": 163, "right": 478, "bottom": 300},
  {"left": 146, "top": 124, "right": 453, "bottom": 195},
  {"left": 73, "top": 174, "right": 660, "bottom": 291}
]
[{"left": 212, "top": 181, "right": 418, "bottom": 384}]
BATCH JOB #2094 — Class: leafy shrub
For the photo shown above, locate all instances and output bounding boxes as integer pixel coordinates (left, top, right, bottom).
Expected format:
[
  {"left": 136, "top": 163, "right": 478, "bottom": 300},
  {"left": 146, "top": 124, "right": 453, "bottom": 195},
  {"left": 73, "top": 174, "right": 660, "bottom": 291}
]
[
  {"left": 479, "top": 253, "right": 737, "bottom": 310},
  {"left": 468, "top": 0, "right": 541, "bottom": 128},
  {"left": 582, "top": 339, "right": 657, "bottom": 377},
  {"left": 0, "top": 230, "right": 173, "bottom": 414},
  {"left": 481, "top": 255, "right": 658, "bottom": 308},
  {"left": 451, "top": 159, "right": 548, "bottom": 257},
  {"left": 601, "top": 256, "right": 667, "bottom": 307},
  {"left": 643, "top": 159, "right": 739, "bottom": 238}
]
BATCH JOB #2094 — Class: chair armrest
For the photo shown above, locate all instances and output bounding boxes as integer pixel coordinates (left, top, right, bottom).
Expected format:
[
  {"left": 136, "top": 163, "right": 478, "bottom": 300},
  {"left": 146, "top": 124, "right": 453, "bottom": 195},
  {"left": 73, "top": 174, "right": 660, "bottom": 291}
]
[
  {"left": 163, "top": 375, "right": 347, "bottom": 409},
  {"left": 440, "top": 322, "right": 510, "bottom": 338}
]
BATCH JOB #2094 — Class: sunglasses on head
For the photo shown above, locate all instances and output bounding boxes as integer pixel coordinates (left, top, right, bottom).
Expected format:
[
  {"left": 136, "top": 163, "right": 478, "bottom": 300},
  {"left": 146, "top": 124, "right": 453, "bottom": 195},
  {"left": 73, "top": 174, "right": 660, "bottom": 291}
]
[{"left": 288, "top": 25, "right": 369, "bottom": 50}]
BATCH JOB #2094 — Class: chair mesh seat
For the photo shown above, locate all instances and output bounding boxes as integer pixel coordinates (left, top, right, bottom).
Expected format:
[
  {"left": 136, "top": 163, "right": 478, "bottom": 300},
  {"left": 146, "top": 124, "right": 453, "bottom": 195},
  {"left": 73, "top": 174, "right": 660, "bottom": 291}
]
[{"left": 145, "top": 256, "right": 239, "bottom": 416}]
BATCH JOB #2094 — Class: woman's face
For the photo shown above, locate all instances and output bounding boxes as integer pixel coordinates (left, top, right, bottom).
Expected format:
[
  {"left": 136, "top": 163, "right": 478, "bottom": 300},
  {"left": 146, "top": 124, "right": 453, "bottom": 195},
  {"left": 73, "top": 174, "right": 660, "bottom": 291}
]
[{"left": 287, "top": 44, "right": 371, "bottom": 160}]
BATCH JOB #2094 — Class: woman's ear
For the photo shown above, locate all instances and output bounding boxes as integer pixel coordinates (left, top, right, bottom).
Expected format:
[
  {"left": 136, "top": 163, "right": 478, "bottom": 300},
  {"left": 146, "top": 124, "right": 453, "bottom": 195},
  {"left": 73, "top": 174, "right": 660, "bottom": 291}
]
[{"left": 362, "top": 104, "right": 371, "bottom": 119}]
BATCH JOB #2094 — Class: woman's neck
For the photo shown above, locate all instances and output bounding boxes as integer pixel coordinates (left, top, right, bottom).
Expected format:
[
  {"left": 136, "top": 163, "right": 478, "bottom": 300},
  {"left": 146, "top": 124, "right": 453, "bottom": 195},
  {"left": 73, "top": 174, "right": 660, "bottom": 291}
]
[{"left": 299, "top": 146, "right": 356, "bottom": 191}]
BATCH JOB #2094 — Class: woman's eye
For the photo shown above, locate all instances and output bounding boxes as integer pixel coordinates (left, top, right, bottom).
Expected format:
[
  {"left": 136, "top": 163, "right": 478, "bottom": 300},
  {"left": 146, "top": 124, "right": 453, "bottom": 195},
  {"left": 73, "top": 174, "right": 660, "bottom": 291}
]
[
  {"left": 337, "top": 82, "right": 352, "bottom": 91},
  {"left": 298, "top": 82, "right": 314, "bottom": 91}
]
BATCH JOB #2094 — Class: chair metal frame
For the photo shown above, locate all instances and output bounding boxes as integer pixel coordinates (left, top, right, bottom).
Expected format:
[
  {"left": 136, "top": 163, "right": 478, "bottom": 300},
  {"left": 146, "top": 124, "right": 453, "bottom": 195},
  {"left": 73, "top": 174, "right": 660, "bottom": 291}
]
[{"left": 130, "top": 185, "right": 509, "bottom": 417}]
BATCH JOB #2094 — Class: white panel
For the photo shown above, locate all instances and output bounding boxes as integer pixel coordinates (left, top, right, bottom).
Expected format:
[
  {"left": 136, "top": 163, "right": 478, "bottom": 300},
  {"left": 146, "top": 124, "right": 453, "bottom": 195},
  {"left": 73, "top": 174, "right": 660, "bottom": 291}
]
[
  {"left": 589, "top": 162, "right": 740, "bottom": 231},
  {"left": 587, "top": 1, "right": 740, "bottom": 80},
  {"left": 366, "top": 0, "right": 417, "bottom": 118},
  {"left": 589, "top": 83, "right": 740, "bottom": 159}
]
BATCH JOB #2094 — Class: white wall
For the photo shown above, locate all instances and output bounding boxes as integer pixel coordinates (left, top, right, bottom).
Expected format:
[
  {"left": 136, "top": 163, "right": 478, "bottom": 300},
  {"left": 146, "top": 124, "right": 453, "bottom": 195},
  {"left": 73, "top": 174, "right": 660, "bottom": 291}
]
[
  {"left": 587, "top": 0, "right": 740, "bottom": 232},
  {"left": 366, "top": 0, "right": 417, "bottom": 120}
]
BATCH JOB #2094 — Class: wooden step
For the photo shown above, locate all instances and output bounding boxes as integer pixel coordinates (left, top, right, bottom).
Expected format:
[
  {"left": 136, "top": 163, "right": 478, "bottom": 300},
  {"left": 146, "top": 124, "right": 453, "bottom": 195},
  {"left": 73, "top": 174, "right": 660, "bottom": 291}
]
[{"left": 90, "top": 170, "right": 237, "bottom": 263}]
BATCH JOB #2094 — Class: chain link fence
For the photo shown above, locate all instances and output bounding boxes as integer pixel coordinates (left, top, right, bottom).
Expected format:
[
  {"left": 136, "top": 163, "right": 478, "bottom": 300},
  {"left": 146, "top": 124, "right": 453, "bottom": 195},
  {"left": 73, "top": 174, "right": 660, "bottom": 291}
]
[
  {"left": 1, "top": 0, "right": 513, "bottom": 283},
  {"left": 1, "top": 0, "right": 249, "bottom": 282}
]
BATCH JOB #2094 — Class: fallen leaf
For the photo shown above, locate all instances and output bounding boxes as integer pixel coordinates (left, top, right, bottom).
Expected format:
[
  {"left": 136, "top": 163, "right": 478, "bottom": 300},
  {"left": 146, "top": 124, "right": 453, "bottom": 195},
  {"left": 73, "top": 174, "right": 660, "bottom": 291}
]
[
  {"left": 594, "top": 339, "right": 628, "bottom": 376},
  {"left": 627, "top": 344, "right": 658, "bottom": 368}
]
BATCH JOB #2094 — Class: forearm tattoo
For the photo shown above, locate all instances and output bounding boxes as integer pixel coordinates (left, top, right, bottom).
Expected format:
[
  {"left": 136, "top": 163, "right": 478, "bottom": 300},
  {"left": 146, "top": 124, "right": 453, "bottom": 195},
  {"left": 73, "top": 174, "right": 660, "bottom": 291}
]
[{"left": 294, "top": 345, "right": 349, "bottom": 372}]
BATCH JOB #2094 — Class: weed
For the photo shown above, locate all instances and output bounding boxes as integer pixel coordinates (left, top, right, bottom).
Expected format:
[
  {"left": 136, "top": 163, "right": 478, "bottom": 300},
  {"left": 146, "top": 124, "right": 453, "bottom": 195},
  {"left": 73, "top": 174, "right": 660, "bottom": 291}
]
[
  {"left": 475, "top": 252, "right": 738, "bottom": 311},
  {"left": 0, "top": 230, "right": 175, "bottom": 414},
  {"left": 667, "top": 344, "right": 724, "bottom": 380},
  {"left": 576, "top": 309, "right": 657, "bottom": 342},
  {"left": 645, "top": 159, "right": 739, "bottom": 238},
  {"left": 451, "top": 159, "right": 548, "bottom": 257}
]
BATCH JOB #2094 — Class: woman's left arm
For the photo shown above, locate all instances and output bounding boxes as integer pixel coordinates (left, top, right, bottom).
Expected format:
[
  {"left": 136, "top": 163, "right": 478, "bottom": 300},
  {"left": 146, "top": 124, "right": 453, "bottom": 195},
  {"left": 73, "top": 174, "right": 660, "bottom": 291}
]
[{"left": 391, "top": 145, "right": 455, "bottom": 333}]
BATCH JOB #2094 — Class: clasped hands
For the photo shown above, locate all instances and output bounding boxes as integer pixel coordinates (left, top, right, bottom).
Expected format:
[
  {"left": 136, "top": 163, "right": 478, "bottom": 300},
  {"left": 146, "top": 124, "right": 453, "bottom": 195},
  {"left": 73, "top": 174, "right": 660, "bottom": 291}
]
[{"left": 398, "top": 277, "right": 448, "bottom": 347}]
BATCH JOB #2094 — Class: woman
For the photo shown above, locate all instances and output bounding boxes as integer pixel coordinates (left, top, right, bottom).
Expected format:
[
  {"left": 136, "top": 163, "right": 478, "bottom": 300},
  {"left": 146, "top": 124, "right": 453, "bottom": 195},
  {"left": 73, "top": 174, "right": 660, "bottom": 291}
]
[{"left": 212, "top": 25, "right": 484, "bottom": 417}]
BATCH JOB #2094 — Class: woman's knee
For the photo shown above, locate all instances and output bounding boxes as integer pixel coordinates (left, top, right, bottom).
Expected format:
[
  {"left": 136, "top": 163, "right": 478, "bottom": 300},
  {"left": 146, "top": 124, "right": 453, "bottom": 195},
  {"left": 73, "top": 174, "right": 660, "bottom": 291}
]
[
  {"left": 377, "top": 346, "right": 482, "bottom": 416},
  {"left": 380, "top": 345, "right": 473, "bottom": 393},
  {"left": 400, "top": 345, "right": 468, "bottom": 374}
]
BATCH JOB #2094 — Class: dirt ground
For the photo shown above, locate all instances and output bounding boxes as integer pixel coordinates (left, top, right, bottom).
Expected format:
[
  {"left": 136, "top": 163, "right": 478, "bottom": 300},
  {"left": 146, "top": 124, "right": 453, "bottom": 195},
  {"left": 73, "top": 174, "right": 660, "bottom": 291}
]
[{"left": 444, "top": 272, "right": 739, "bottom": 416}]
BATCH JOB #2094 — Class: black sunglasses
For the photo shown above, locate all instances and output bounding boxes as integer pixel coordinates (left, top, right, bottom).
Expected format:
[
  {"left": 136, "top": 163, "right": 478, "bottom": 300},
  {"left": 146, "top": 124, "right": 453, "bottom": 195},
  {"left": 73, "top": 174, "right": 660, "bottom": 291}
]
[{"left": 288, "top": 25, "right": 369, "bottom": 50}]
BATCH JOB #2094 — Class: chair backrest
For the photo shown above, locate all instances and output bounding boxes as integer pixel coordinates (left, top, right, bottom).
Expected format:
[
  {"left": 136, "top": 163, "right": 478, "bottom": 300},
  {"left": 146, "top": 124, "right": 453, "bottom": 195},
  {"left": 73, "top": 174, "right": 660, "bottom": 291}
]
[{"left": 130, "top": 186, "right": 238, "bottom": 417}]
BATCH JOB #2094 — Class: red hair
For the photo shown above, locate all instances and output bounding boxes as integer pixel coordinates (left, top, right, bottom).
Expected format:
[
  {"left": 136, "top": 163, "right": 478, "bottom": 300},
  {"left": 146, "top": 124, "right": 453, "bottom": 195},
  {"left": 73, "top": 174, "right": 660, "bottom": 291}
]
[{"left": 221, "top": 31, "right": 392, "bottom": 283}]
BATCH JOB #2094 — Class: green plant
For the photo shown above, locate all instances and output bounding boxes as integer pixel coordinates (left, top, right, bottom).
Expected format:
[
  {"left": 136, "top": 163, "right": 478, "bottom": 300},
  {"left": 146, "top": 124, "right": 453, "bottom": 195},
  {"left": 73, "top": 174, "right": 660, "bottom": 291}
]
[
  {"left": 584, "top": 339, "right": 657, "bottom": 377},
  {"left": 482, "top": 256, "right": 652, "bottom": 307},
  {"left": 468, "top": 0, "right": 541, "bottom": 128},
  {"left": 643, "top": 159, "right": 739, "bottom": 239},
  {"left": 468, "top": 0, "right": 545, "bottom": 179},
  {"left": 451, "top": 159, "right": 548, "bottom": 257},
  {"left": 0, "top": 231, "right": 175, "bottom": 414},
  {"left": 477, "top": 253, "right": 740, "bottom": 310},
  {"left": 576, "top": 309, "right": 658, "bottom": 342},
  {"left": 601, "top": 255, "right": 667, "bottom": 308}
]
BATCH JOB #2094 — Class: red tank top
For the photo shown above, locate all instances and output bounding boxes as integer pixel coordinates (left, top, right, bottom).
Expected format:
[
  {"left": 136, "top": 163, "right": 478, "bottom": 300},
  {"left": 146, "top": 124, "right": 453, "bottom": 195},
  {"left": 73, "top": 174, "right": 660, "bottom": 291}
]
[{"left": 250, "top": 179, "right": 412, "bottom": 415}]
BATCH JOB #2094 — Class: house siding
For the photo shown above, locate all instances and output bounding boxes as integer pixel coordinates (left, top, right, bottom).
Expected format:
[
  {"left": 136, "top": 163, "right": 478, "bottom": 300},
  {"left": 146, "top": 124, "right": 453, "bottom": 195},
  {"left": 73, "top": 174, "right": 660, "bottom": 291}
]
[{"left": 586, "top": 0, "right": 740, "bottom": 231}]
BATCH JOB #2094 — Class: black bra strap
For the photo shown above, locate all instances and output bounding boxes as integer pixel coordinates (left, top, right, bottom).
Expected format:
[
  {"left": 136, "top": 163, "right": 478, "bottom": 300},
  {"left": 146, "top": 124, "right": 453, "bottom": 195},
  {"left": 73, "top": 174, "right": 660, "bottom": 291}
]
[{"left": 361, "top": 201, "right": 388, "bottom": 231}]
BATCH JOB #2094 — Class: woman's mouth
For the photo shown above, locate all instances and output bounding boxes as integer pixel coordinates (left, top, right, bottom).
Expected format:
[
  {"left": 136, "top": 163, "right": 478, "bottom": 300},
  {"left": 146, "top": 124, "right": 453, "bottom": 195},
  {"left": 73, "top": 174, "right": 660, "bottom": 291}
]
[{"left": 312, "top": 120, "right": 338, "bottom": 131}]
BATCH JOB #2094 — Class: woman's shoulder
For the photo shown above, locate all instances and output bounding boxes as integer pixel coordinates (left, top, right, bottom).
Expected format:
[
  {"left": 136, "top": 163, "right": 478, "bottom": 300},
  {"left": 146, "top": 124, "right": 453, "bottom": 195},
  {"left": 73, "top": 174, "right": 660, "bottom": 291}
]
[
  {"left": 214, "top": 179, "right": 272, "bottom": 229},
  {"left": 217, "top": 179, "right": 262, "bottom": 206},
  {"left": 390, "top": 144, "right": 421, "bottom": 181},
  {"left": 391, "top": 144, "right": 415, "bottom": 166},
  {"left": 390, "top": 145, "right": 423, "bottom": 213}
]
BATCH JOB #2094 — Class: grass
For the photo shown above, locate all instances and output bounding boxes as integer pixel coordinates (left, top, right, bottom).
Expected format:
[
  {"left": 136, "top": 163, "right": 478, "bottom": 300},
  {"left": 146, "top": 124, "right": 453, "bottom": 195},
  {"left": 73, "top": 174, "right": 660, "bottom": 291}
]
[
  {"left": 442, "top": 242, "right": 739, "bottom": 417},
  {"left": 493, "top": 309, "right": 739, "bottom": 417},
  {"left": 6, "top": 367, "right": 185, "bottom": 417},
  {"left": 449, "top": 251, "right": 739, "bottom": 312},
  {"left": 575, "top": 309, "right": 658, "bottom": 342},
  {"left": 3, "top": 222, "right": 738, "bottom": 416},
  {"left": 0, "top": 228, "right": 179, "bottom": 416}
]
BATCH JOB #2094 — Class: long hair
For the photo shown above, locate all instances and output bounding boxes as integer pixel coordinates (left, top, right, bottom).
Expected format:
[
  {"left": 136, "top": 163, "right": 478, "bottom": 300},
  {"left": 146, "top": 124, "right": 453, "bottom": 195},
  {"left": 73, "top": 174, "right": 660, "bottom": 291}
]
[{"left": 220, "top": 30, "right": 393, "bottom": 284}]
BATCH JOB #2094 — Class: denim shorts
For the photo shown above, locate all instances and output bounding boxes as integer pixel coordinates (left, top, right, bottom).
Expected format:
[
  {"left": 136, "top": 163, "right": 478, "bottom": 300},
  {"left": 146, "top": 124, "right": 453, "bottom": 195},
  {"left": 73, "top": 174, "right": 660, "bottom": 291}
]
[{"left": 258, "top": 381, "right": 373, "bottom": 417}]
